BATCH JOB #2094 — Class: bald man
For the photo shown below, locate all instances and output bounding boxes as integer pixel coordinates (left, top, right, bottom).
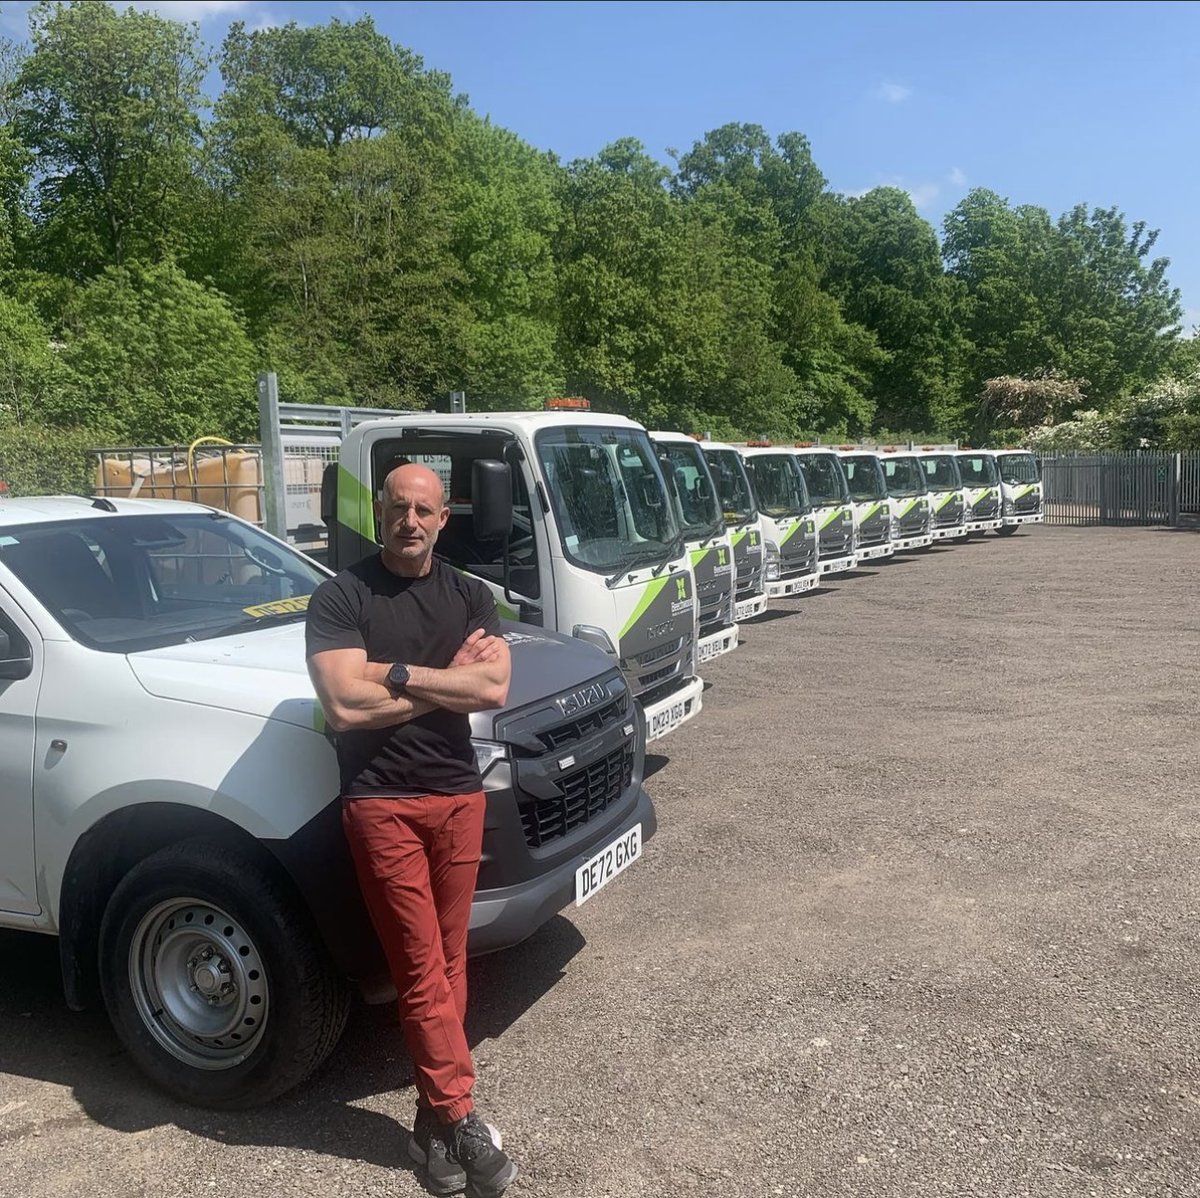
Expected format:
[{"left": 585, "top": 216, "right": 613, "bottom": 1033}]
[{"left": 306, "top": 463, "right": 518, "bottom": 1197}]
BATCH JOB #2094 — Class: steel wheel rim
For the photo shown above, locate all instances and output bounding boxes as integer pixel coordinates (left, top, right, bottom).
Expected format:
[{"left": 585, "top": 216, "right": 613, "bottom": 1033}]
[{"left": 129, "top": 898, "right": 270, "bottom": 1071}]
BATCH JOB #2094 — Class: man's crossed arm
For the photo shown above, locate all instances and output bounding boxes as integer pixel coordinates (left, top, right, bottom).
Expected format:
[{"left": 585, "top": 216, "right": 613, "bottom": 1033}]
[{"left": 308, "top": 630, "right": 512, "bottom": 733}]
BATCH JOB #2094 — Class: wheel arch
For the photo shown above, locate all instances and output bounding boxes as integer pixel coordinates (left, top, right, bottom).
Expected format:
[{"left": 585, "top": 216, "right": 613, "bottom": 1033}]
[{"left": 58, "top": 802, "right": 380, "bottom": 1011}]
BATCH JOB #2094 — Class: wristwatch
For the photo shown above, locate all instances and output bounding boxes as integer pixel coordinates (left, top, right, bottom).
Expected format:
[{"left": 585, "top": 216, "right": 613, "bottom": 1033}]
[{"left": 387, "top": 663, "right": 411, "bottom": 692}]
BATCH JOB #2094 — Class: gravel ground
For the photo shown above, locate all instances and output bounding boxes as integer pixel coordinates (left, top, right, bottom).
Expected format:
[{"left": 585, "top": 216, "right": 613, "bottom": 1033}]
[{"left": 3, "top": 525, "right": 1200, "bottom": 1198}]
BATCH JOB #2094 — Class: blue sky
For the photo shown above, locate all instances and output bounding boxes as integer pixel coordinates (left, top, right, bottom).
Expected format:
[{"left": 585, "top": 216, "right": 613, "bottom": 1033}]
[{"left": 4, "top": 0, "right": 1198, "bottom": 331}]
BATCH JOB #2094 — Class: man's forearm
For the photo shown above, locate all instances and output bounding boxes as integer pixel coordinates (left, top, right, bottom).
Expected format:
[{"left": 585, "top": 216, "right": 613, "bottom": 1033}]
[
  {"left": 317, "top": 674, "right": 435, "bottom": 731},
  {"left": 405, "top": 660, "right": 509, "bottom": 713}
]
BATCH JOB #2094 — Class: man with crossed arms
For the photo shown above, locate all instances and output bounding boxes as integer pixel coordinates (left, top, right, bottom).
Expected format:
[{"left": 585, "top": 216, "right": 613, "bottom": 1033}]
[{"left": 306, "top": 463, "right": 518, "bottom": 1198}]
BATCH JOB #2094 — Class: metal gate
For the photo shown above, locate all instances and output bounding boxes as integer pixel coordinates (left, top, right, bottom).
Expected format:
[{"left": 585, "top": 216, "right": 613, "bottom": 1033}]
[{"left": 1040, "top": 451, "right": 1200, "bottom": 526}]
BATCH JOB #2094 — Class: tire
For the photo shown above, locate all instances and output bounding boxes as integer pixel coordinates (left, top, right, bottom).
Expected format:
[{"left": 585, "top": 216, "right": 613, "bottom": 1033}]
[
  {"left": 98, "top": 837, "right": 351, "bottom": 1109},
  {"left": 995, "top": 524, "right": 1020, "bottom": 537}
]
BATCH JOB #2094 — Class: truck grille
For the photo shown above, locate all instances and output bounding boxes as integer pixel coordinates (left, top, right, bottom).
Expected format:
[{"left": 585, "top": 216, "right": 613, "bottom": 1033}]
[
  {"left": 897, "top": 510, "right": 927, "bottom": 534},
  {"left": 970, "top": 495, "right": 999, "bottom": 518},
  {"left": 537, "top": 690, "right": 632, "bottom": 752},
  {"left": 781, "top": 536, "right": 815, "bottom": 574},
  {"left": 819, "top": 526, "right": 851, "bottom": 556},
  {"left": 857, "top": 510, "right": 889, "bottom": 547},
  {"left": 736, "top": 565, "right": 763, "bottom": 599},
  {"left": 1014, "top": 492, "right": 1041, "bottom": 514},
  {"left": 520, "top": 743, "right": 636, "bottom": 848},
  {"left": 935, "top": 497, "right": 964, "bottom": 527}
]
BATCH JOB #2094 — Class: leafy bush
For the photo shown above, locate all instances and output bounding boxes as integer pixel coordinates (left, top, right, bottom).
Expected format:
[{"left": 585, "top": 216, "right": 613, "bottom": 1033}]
[{"left": 0, "top": 424, "right": 101, "bottom": 496}]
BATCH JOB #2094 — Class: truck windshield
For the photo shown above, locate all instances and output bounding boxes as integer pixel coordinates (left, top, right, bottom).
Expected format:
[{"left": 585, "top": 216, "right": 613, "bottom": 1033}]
[
  {"left": 656, "top": 439, "right": 724, "bottom": 541},
  {"left": 957, "top": 455, "right": 1000, "bottom": 486},
  {"left": 996, "top": 452, "right": 1041, "bottom": 485},
  {"left": 795, "top": 453, "right": 849, "bottom": 506},
  {"left": 883, "top": 458, "right": 927, "bottom": 497},
  {"left": 841, "top": 456, "right": 888, "bottom": 502},
  {"left": 744, "top": 454, "right": 808, "bottom": 518},
  {"left": 701, "top": 447, "right": 757, "bottom": 526},
  {"left": 0, "top": 513, "right": 327, "bottom": 653},
  {"left": 534, "top": 426, "right": 680, "bottom": 573},
  {"left": 919, "top": 455, "right": 962, "bottom": 491}
]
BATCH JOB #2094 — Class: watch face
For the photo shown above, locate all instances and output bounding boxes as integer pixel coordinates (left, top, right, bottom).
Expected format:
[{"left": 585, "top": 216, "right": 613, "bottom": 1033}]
[{"left": 389, "top": 663, "right": 409, "bottom": 688}]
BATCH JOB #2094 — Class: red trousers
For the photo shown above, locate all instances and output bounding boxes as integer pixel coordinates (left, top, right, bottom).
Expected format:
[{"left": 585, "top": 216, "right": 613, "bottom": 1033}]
[{"left": 342, "top": 791, "right": 486, "bottom": 1123}]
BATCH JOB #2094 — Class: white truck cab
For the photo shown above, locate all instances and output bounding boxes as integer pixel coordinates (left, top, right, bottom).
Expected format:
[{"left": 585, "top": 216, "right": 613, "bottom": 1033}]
[
  {"left": 917, "top": 447, "right": 968, "bottom": 542},
  {"left": 994, "top": 450, "right": 1044, "bottom": 534},
  {"left": 699, "top": 440, "right": 768, "bottom": 623},
  {"left": 649, "top": 431, "right": 739, "bottom": 666},
  {"left": 954, "top": 449, "right": 1004, "bottom": 533},
  {"left": 791, "top": 448, "right": 856, "bottom": 574},
  {"left": 875, "top": 449, "right": 933, "bottom": 550},
  {"left": 325, "top": 404, "right": 703, "bottom": 743},
  {"left": 738, "top": 445, "right": 820, "bottom": 598},
  {"left": 834, "top": 448, "right": 894, "bottom": 562},
  {"left": 0, "top": 496, "right": 656, "bottom": 1108}
]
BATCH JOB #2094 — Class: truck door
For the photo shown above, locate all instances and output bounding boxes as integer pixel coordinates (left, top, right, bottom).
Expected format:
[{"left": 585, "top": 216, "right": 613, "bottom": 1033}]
[
  {"left": 0, "top": 594, "right": 41, "bottom": 914},
  {"left": 359, "top": 427, "right": 552, "bottom": 625}
]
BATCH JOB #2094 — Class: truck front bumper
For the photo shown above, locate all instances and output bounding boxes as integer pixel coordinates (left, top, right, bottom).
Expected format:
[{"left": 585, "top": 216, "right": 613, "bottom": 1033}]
[
  {"left": 733, "top": 593, "right": 767, "bottom": 622},
  {"left": 642, "top": 673, "right": 704, "bottom": 742},
  {"left": 892, "top": 533, "right": 933, "bottom": 551},
  {"left": 932, "top": 525, "right": 968, "bottom": 541},
  {"left": 854, "top": 542, "right": 894, "bottom": 561},
  {"left": 819, "top": 553, "right": 857, "bottom": 574},
  {"left": 1003, "top": 513, "right": 1043, "bottom": 526},
  {"left": 766, "top": 572, "right": 819, "bottom": 599},
  {"left": 697, "top": 624, "right": 739, "bottom": 664},
  {"left": 468, "top": 784, "right": 657, "bottom": 954}
]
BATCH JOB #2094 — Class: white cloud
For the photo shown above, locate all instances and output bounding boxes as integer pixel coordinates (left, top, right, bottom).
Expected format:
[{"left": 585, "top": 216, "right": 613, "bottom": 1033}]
[
  {"left": 906, "top": 182, "right": 940, "bottom": 208},
  {"left": 948, "top": 166, "right": 967, "bottom": 188},
  {"left": 120, "top": 1, "right": 251, "bottom": 20},
  {"left": 876, "top": 81, "right": 913, "bottom": 104}
]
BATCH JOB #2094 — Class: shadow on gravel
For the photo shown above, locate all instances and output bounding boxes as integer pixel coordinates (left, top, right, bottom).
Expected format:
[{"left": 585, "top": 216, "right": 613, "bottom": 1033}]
[
  {"left": 644, "top": 752, "right": 670, "bottom": 780},
  {"left": 0, "top": 914, "right": 585, "bottom": 1167},
  {"left": 741, "top": 607, "right": 803, "bottom": 624}
]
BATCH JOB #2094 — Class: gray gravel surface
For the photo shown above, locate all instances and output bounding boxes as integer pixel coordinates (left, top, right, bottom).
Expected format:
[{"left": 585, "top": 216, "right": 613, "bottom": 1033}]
[{"left": 3, "top": 526, "right": 1200, "bottom": 1197}]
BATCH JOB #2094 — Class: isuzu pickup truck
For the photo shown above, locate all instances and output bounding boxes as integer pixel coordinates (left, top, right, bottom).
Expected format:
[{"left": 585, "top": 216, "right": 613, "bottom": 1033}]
[{"left": 0, "top": 496, "right": 655, "bottom": 1108}]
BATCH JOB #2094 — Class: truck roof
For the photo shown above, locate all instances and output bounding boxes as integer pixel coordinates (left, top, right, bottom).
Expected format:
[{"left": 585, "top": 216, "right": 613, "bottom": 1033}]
[
  {"left": 0, "top": 495, "right": 215, "bottom": 527},
  {"left": 352, "top": 411, "right": 648, "bottom": 437}
]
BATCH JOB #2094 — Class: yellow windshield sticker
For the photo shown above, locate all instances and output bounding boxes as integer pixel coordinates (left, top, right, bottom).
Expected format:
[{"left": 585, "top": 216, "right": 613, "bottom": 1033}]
[{"left": 241, "top": 596, "right": 310, "bottom": 618}]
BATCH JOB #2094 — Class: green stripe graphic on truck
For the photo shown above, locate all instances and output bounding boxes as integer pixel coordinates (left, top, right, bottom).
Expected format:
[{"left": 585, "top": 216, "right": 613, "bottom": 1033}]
[
  {"left": 337, "top": 464, "right": 375, "bottom": 541},
  {"left": 619, "top": 576, "right": 670, "bottom": 639},
  {"left": 819, "top": 508, "right": 844, "bottom": 530}
]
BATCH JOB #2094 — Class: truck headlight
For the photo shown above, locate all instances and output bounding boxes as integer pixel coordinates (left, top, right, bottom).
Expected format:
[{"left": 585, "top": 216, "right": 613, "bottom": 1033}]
[
  {"left": 1003, "top": 499, "right": 1014, "bottom": 515},
  {"left": 764, "top": 541, "right": 781, "bottom": 581},
  {"left": 471, "top": 738, "right": 508, "bottom": 778},
  {"left": 572, "top": 624, "right": 618, "bottom": 656}
]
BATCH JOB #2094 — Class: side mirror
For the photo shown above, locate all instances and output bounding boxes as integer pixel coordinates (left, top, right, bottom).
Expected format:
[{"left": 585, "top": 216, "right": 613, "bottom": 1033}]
[
  {"left": 0, "top": 627, "right": 33, "bottom": 681},
  {"left": 320, "top": 462, "right": 338, "bottom": 526},
  {"left": 472, "top": 460, "right": 513, "bottom": 541}
]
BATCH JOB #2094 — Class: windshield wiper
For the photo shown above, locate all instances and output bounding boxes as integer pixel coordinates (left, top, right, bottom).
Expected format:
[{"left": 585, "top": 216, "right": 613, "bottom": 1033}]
[
  {"left": 650, "top": 530, "right": 687, "bottom": 576},
  {"left": 187, "top": 609, "right": 308, "bottom": 642}
]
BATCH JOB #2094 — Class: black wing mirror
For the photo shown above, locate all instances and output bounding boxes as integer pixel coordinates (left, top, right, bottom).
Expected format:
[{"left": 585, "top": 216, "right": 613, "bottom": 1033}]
[{"left": 472, "top": 460, "right": 513, "bottom": 541}]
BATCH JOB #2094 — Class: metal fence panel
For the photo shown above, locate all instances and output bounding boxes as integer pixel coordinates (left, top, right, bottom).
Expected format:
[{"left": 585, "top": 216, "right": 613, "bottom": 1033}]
[{"left": 1040, "top": 451, "right": 1199, "bottom": 527}]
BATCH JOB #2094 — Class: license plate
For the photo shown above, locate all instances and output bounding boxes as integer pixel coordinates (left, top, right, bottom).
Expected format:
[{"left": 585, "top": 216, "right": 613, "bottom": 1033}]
[
  {"left": 575, "top": 824, "right": 642, "bottom": 906},
  {"left": 647, "top": 700, "right": 685, "bottom": 740},
  {"left": 698, "top": 639, "right": 722, "bottom": 664}
]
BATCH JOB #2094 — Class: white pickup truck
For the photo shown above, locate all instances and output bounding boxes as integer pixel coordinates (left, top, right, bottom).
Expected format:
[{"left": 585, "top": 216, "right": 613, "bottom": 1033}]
[{"left": 0, "top": 496, "right": 655, "bottom": 1108}]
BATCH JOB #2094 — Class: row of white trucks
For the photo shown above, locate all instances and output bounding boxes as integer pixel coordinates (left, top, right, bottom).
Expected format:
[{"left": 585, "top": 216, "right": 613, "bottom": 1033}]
[{"left": 0, "top": 399, "right": 1043, "bottom": 1109}]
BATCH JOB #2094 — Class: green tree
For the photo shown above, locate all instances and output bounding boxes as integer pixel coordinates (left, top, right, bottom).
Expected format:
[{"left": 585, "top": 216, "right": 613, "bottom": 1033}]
[
  {"left": 674, "top": 124, "right": 881, "bottom": 435},
  {"left": 944, "top": 189, "right": 1183, "bottom": 429},
  {"left": 211, "top": 17, "right": 466, "bottom": 405},
  {"left": 0, "top": 292, "right": 61, "bottom": 424},
  {"left": 13, "top": 1, "right": 207, "bottom": 277},
  {"left": 450, "top": 114, "right": 564, "bottom": 406},
  {"left": 816, "top": 188, "right": 968, "bottom": 434},
  {"left": 52, "top": 259, "right": 258, "bottom": 442}
]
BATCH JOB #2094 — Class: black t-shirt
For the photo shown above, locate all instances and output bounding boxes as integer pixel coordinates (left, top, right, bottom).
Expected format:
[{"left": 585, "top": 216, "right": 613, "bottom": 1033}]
[{"left": 305, "top": 554, "right": 501, "bottom": 797}]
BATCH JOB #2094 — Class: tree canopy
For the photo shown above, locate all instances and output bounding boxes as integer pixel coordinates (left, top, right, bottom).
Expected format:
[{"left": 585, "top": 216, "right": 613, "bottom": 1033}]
[{"left": 0, "top": 4, "right": 1189, "bottom": 449}]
